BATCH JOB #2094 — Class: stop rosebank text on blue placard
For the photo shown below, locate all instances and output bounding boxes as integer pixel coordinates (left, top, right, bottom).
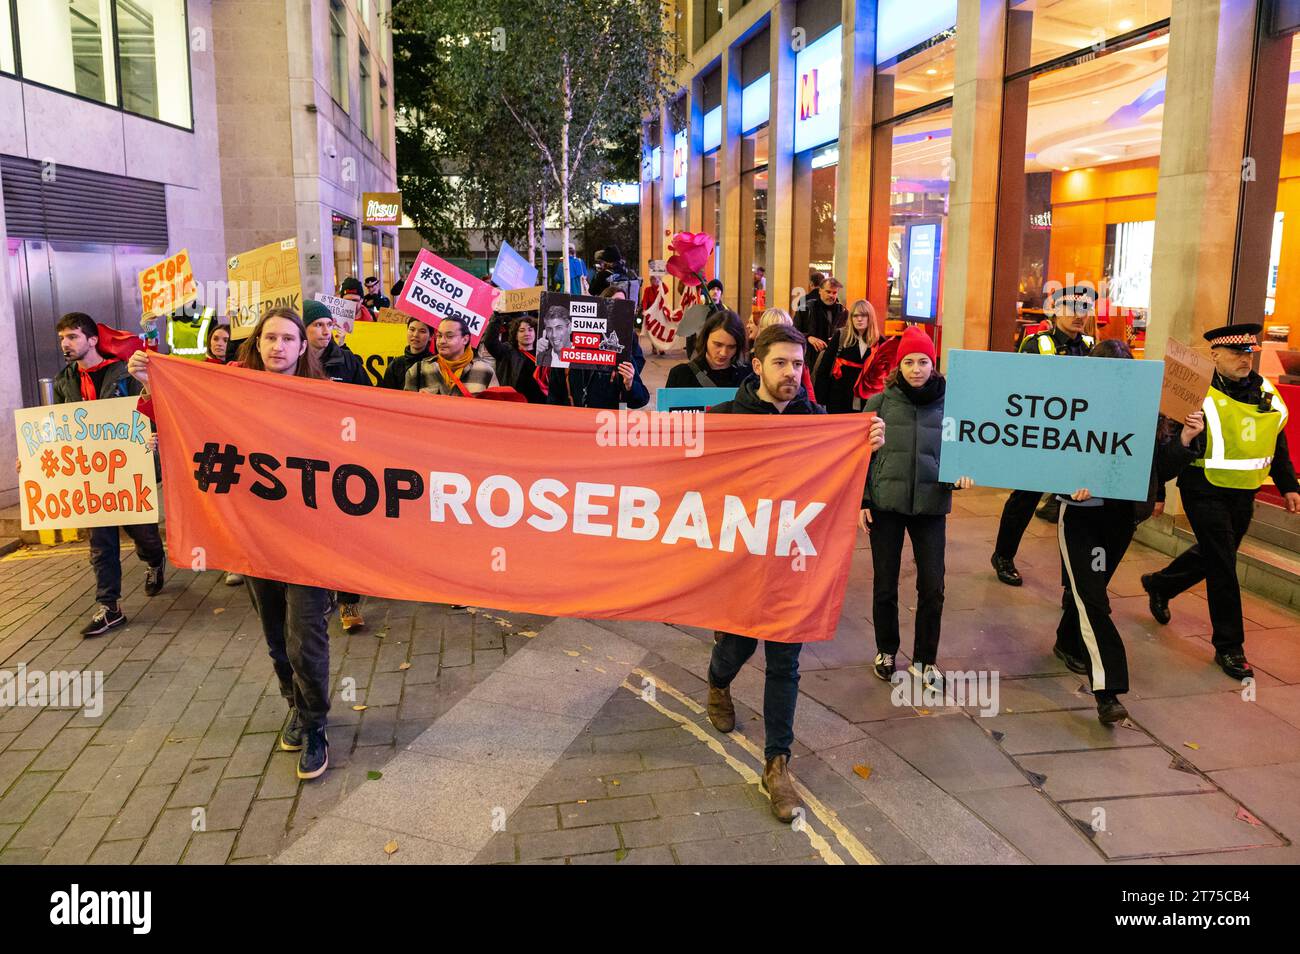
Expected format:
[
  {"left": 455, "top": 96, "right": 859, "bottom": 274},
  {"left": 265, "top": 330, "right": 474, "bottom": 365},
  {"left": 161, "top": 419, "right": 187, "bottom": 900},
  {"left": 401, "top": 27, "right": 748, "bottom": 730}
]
[{"left": 938, "top": 350, "right": 1164, "bottom": 501}]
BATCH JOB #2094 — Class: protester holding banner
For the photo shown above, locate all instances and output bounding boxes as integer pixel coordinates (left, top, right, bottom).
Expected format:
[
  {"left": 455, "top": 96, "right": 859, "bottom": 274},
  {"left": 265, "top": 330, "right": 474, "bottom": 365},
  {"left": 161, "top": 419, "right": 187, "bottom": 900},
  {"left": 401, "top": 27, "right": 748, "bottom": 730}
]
[
  {"left": 751, "top": 308, "right": 817, "bottom": 405},
  {"left": 859, "top": 326, "right": 970, "bottom": 688},
  {"left": 990, "top": 284, "right": 1099, "bottom": 587},
  {"left": 813, "top": 299, "right": 881, "bottom": 413},
  {"left": 380, "top": 316, "right": 433, "bottom": 390},
  {"left": 1053, "top": 340, "right": 1205, "bottom": 724},
  {"left": 304, "top": 301, "right": 371, "bottom": 387},
  {"left": 545, "top": 295, "right": 649, "bottom": 410},
  {"left": 47, "top": 313, "right": 166, "bottom": 637},
  {"left": 1141, "top": 323, "right": 1299, "bottom": 681},
  {"left": 665, "top": 310, "right": 748, "bottom": 389},
  {"left": 404, "top": 316, "right": 498, "bottom": 396},
  {"left": 705, "top": 324, "right": 885, "bottom": 823},
  {"left": 128, "top": 308, "right": 333, "bottom": 780},
  {"left": 480, "top": 312, "right": 546, "bottom": 403}
]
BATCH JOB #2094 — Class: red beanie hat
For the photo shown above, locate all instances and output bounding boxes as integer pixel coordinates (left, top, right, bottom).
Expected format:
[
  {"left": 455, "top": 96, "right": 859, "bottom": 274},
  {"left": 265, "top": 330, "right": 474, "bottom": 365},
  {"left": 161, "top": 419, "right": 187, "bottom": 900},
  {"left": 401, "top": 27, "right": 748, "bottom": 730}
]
[{"left": 892, "top": 326, "right": 936, "bottom": 369}]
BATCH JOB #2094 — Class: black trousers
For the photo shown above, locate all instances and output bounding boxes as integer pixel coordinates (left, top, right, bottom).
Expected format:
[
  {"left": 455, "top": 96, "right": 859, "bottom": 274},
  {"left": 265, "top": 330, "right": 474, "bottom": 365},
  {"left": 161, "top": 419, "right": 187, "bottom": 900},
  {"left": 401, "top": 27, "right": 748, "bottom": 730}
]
[
  {"left": 994, "top": 489, "right": 1046, "bottom": 559},
  {"left": 709, "top": 635, "right": 802, "bottom": 761},
  {"left": 869, "top": 510, "right": 946, "bottom": 666},
  {"left": 89, "top": 523, "right": 165, "bottom": 606},
  {"left": 1146, "top": 487, "right": 1255, "bottom": 654},
  {"left": 245, "top": 577, "right": 333, "bottom": 731},
  {"left": 1056, "top": 501, "right": 1135, "bottom": 695}
]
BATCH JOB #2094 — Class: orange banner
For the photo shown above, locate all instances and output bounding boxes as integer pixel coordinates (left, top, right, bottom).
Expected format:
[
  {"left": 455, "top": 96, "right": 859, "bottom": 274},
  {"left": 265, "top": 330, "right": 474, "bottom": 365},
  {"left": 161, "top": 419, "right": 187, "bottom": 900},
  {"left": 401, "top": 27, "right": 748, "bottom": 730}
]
[{"left": 149, "top": 356, "right": 872, "bottom": 642}]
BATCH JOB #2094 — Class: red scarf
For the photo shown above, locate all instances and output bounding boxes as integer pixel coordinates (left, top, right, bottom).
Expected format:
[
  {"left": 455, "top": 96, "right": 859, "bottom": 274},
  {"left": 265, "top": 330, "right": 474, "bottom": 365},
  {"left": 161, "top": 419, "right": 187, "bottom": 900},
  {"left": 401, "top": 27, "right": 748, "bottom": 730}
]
[
  {"left": 78, "top": 359, "right": 116, "bottom": 401},
  {"left": 831, "top": 356, "right": 865, "bottom": 379},
  {"left": 523, "top": 351, "right": 549, "bottom": 396}
]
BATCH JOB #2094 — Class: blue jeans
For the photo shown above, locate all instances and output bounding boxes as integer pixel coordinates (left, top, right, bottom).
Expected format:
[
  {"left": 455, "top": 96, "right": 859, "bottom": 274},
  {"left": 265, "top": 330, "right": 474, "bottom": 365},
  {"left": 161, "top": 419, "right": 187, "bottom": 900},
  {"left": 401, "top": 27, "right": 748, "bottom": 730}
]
[
  {"left": 245, "top": 577, "right": 332, "bottom": 731},
  {"left": 89, "top": 523, "right": 164, "bottom": 605},
  {"left": 708, "top": 633, "right": 803, "bottom": 761}
]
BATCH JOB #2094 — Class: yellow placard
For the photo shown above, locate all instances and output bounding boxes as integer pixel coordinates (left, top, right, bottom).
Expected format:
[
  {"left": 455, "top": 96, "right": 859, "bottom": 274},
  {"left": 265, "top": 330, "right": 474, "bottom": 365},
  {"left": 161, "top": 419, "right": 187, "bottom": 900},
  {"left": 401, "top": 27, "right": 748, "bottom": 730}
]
[
  {"left": 226, "top": 238, "right": 302, "bottom": 340},
  {"left": 345, "top": 321, "right": 410, "bottom": 386},
  {"left": 139, "top": 249, "right": 197, "bottom": 320}
]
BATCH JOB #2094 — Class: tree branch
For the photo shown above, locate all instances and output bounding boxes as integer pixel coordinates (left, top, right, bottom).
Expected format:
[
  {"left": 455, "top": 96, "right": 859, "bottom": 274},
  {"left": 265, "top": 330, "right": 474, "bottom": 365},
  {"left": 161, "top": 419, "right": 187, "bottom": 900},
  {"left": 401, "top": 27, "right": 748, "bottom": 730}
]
[
  {"left": 568, "top": 69, "right": 616, "bottom": 177},
  {"left": 501, "top": 94, "right": 562, "bottom": 189}
]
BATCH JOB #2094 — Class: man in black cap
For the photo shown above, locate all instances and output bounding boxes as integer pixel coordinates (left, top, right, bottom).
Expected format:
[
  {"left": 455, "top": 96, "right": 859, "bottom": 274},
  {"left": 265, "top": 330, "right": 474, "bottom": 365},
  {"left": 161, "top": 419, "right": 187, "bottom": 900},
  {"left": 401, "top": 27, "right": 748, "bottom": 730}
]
[
  {"left": 588, "top": 245, "right": 622, "bottom": 297},
  {"left": 1142, "top": 323, "right": 1298, "bottom": 681},
  {"left": 990, "top": 285, "right": 1098, "bottom": 586}
]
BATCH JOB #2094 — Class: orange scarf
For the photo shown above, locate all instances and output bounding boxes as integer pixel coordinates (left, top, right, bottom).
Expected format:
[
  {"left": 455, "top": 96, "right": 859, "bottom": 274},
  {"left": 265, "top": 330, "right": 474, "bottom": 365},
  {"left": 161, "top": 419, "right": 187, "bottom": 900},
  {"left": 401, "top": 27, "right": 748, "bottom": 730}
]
[{"left": 436, "top": 351, "right": 474, "bottom": 396}]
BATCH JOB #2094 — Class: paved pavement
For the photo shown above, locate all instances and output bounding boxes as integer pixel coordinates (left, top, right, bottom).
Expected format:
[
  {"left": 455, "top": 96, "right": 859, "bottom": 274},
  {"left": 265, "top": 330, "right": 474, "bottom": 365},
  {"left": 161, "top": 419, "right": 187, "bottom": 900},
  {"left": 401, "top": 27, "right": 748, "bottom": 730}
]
[{"left": 2, "top": 343, "right": 1299, "bottom": 864}]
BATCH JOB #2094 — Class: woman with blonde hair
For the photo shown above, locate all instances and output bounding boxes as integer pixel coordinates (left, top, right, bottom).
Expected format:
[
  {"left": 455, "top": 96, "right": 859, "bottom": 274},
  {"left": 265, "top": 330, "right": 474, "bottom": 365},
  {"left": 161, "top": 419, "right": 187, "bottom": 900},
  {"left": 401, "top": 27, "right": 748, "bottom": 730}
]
[{"left": 813, "top": 299, "right": 881, "bottom": 413}]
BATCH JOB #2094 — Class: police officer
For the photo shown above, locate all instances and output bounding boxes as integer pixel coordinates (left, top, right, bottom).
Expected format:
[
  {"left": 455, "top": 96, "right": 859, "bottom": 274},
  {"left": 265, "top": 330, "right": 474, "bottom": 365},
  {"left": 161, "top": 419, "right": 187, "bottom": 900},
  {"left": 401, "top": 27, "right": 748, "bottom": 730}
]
[
  {"left": 990, "top": 285, "right": 1097, "bottom": 585},
  {"left": 1142, "top": 324, "right": 1299, "bottom": 680}
]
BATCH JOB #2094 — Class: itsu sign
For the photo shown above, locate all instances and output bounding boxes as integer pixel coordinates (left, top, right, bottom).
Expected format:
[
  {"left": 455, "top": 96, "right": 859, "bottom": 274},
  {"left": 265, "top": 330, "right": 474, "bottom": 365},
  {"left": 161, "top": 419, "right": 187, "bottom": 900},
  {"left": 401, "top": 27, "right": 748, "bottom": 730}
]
[
  {"left": 362, "top": 191, "right": 402, "bottom": 227},
  {"left": 394, "top": 249, "right": 495, "bottom": 346}
]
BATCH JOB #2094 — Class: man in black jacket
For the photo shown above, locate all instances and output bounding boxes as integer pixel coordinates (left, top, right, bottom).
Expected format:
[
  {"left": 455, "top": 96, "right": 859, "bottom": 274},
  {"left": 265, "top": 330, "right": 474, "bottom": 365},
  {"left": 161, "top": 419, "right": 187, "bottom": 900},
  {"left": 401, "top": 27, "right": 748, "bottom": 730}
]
[
  {"left": 794, "top": 275, "right": 846, "bottom": 367},
  {"left": 381, "top": 316, "right": 433, "bottom": 390},
  {"left": 302, "top": 301, "right": 371, "bottom": 633},
  {"left": 304, "top": 300, "right": 371, "bottom": 386},
  {"left": 705, "top": 324, "right": 885, "bottom": 823},
  {"left": 49, "top": 313, "right": 166, "bottom": 637}
]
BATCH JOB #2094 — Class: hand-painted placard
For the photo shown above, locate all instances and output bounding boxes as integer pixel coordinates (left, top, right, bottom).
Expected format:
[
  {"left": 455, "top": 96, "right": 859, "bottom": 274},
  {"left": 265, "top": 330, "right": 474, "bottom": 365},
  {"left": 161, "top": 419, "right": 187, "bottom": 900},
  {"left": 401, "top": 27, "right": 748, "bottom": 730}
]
[
  {"left": 938, "top": 350, "right": 1162, "bottom": 501},
  {"left": 315, "top": 293, "right": 361, "bottom": 334},
  {"left": 226, "top": 238, "right": 302, "bottom": 340},
  {"left": 139, "top": 249, "right": 197, "bottom": 321},
  {"left": 15, "top": 396, "right": 158, "bottom": 531},
  {"left": 494, "top": 286, "right": 544, "bottom": 313},
  {"left": 1160, "top": 339, "right": 1215, "bottom": 422}
]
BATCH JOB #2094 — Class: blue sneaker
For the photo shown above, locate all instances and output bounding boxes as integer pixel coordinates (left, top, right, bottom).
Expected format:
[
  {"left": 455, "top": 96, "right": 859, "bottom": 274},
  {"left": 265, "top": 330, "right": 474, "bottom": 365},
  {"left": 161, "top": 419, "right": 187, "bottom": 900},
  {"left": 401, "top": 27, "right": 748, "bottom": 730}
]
[
  {"left": 279, "top": 708, "right": 304, "bottom": 751},
  {"left": 297, "top": 727, "right": 329, "bottom": 780}
]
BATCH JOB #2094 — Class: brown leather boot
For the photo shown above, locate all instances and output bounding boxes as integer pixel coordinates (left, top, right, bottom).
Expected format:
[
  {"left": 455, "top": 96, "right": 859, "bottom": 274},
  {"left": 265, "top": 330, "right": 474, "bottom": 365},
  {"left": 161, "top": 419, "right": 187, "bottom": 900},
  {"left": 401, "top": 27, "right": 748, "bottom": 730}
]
[
  {"left": 706, "top": 681, "right": 735, "bottom": 733},
  {"left": 762, "top": 754, "right": 803, "bottom": 823}
]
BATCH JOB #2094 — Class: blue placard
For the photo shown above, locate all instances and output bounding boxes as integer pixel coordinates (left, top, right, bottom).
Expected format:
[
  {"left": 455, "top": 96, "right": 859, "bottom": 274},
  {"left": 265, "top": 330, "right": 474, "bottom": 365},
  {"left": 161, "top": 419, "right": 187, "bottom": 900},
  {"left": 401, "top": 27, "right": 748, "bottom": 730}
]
[
  {"left": 938, "top": 351, "right": 1163, "bottom": 501},
  {"left": 656, "top": 387, "right": 737, "bottom": 412},
  {"left": 492, "top": 241, "right": 538, "bottom": 291},
  {"left": 903, "top": 221, "right": 942, "bottom": 322}
]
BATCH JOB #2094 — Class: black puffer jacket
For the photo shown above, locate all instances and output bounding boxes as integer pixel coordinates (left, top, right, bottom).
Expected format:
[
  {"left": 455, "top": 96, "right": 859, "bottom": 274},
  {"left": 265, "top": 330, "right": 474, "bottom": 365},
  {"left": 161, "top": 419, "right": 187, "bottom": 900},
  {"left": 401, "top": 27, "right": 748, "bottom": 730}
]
[
  {"left": 862, "top": 376, "right": 950, "bottom": 515},
  {"left": 482, "top": 314, "right": 546, "bottom": 403},
  {"left": 319, "top": 339, "right": 371, "bottom": 386}
]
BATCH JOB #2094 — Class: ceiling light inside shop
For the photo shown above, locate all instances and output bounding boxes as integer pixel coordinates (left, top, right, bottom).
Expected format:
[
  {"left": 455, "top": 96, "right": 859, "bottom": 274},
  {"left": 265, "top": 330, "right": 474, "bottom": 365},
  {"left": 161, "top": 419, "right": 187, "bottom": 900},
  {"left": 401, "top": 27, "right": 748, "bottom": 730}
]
[{"left": 1119, "top": 19, "right": 1133, "bottom": 30}]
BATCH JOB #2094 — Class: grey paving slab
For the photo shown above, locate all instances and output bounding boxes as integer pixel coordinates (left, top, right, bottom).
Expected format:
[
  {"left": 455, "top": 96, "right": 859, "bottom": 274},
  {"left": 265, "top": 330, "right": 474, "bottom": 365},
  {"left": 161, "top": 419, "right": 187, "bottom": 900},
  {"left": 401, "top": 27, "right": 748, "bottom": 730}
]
[
  {"left": 1208, "top": 760, "right": 1300, "bottom": 843},
  {"left": 1125, "top": 692, "right": 1300, "bottom": 771},
  {"left": 1062, "top": 792, "right": 1285, "bottom": 859},
  {"left": 406, "top": 697, "right": 587, "bottom": 778},
  {"left": 981, "top": 710, "right": 1152, "bottom": 756},
  {"left": 1018, "top": 746, "right": 1216, "bottom": 802},
  {"left": 863, "top": 714, "right": 1027, "bottom": 793},
  {"left": 279, "top": 816, "right": 474, "bottom": 865},
  {"left": 955, "top": 785, "right": 1105, "bottom": 865}
]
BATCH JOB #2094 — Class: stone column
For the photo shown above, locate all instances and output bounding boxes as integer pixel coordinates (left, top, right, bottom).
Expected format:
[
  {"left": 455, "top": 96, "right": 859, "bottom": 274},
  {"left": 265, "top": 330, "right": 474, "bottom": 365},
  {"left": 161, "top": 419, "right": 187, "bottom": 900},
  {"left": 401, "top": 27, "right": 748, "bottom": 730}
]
[
  {"left": 835, "top": 0, "right": 877, "bottom": 304},
  {"left": 1146, "top": 0, "right": 1261, "bottom": 359},
  {"left": 939, "top": 0, "right": 1007, "bottom": 364}
]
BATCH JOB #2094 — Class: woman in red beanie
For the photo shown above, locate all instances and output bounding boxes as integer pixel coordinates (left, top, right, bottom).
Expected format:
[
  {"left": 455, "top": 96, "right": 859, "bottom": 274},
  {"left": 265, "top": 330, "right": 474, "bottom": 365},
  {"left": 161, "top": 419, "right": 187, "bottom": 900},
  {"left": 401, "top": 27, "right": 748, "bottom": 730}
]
[{"left": 859, "top": 326, "right": 972, "bottom": 689}]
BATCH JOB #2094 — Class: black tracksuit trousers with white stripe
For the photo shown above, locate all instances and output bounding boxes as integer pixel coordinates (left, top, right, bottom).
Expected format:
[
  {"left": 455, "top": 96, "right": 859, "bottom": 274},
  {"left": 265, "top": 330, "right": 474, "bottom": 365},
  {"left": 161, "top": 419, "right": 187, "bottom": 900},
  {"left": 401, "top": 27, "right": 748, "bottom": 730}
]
[{"left": 1056, "top": 499, "right": 1137, "bottom": 695}]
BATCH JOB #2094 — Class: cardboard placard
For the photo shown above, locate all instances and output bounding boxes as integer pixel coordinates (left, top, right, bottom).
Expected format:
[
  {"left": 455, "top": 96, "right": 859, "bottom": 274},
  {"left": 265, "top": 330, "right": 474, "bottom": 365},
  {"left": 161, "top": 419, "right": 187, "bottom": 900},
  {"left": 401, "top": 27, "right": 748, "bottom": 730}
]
[
  {"left": 494, "top": 286, "right": 544, "bottom": 313},
  {"left": 492, "top": 241, "right": 539, "bottom": 291},
  {"left": 375, "top": 307, "right": 409, "bottom": 324},
  {"left": 537, "top": 293, "right": 636, "bottom": 370},
  {"left": 362, "top": 192, "right": 402, "bottom": 227},
  {"left": 315, "top": 293, "right": 360, "bottom": 334},
  {"left": 226, "top": 238, "right": 302, "bottom": 340},
  {"left": 1159, "top": 339, "right": 1215, "bottom": 422},
  {"left": 938, "top": 350, "right": 1163, "bottom": 501},
  {"left": 345, "top": 321, "right": 410, "bottom": 387},
  {"left": 139, "top": 249, "right": 197, "bottom": 320},
  {"left": 15, "top": 396, "right": 159, "bottom": 531},
  {"left": 394, "top": 249, "right": 495, "bottom": 346}
]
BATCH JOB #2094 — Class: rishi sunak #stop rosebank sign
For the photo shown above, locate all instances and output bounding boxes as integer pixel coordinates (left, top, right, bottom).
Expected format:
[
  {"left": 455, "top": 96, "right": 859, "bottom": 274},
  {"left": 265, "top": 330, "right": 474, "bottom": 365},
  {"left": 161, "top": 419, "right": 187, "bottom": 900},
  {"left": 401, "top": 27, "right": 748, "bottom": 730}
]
[{"left": 394, "top": 249, "right": 495, "bottom": 346}]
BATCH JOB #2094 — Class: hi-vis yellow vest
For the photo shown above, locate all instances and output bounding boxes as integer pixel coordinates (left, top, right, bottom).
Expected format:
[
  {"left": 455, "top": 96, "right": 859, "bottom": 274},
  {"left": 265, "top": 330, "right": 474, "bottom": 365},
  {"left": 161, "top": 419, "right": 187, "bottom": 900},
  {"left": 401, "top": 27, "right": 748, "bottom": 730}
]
[
  {"left": 1195, "top": 378, "right": 1289, "bottom": 490},
  {"left": 1035, "top": 332, "right": 1094, "bottom": 354}
]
